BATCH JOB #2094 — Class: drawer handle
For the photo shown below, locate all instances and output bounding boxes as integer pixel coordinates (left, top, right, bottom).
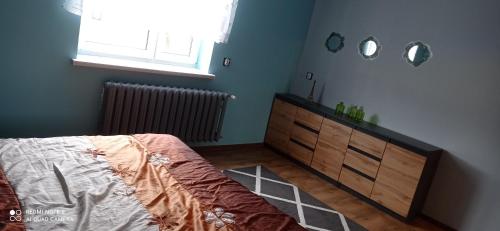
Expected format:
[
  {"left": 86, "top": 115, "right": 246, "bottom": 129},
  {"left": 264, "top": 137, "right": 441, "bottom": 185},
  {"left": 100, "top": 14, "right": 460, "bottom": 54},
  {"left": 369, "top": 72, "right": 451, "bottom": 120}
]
[
  {"left": 348, "top": 145, "right": 382, "bottom": 162},
  {"left": 342, "top": 164, "right": 376, "bottom": 182},
  {"left": 290, "top": 138, "right": 315, "bottom": 151},
  {"left": 294, "top": 121, "right": 320, "bottom": 134}
]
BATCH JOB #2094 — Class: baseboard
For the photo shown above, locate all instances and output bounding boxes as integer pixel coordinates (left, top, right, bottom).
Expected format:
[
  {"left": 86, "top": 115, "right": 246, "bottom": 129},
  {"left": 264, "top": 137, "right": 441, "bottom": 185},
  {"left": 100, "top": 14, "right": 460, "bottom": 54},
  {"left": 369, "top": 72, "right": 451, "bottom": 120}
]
[
  {"left": 419, "top": 213, "right": 457, "bottom": 231},
  {"left": 193, "top": 143, "right": 264, "bottom": 153}
]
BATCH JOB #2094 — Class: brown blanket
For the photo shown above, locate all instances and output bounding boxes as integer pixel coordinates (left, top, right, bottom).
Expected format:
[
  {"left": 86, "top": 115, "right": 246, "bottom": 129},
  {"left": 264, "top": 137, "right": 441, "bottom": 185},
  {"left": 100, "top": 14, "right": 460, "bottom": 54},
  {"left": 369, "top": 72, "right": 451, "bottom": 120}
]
[{"left": 0, "top": 168, "right": 25, "bottom": 231}]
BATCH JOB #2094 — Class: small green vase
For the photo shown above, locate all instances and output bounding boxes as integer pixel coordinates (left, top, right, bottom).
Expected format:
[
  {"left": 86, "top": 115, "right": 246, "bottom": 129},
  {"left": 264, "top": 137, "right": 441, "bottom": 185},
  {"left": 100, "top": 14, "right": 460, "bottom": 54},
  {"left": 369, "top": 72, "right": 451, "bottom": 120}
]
[
  {"left": 335, "top": 102, "right": 345, "bottom": 115},
  {"left": 346, "top": 105, "right": 353, "bottom": 117},
  {"left": 356, "top": 107, "right": 365, "bottom": 122},
  {"left": 348, "top": 105, "right": 358, "bottom": 119}
]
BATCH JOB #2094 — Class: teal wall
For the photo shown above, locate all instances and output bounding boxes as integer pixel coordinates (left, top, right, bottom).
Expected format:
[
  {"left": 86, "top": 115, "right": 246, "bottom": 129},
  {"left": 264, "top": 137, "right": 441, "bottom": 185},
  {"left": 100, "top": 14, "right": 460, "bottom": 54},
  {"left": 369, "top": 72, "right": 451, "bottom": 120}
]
[{"left": 0, "top": 0, "right": 315, "bottom": 144}]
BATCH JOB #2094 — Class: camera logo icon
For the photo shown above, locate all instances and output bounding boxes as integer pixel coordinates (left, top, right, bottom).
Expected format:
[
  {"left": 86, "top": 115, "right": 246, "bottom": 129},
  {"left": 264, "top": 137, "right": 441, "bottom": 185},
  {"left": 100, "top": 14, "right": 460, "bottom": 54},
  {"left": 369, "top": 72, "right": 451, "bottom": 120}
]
[{"left": 9, "top": 209, "right": 22, "bottom": 222}]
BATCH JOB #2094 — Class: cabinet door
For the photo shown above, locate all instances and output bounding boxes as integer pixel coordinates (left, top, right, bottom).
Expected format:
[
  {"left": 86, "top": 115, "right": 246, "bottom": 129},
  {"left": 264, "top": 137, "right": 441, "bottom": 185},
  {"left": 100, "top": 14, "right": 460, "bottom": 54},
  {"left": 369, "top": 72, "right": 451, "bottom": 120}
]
[
  {"left": 267, "top": 99, "right": 296, "bottom": 132},
  {"left": 370, "top": 144, "right": 426, "bottom": 217},
  {"left": 265, "top": 99, "right": 297, "bottom": 153},
  {"left": 316, "top": 119, "right": 352, "bottom": 149},
  {"left": 265, "top": 128, "right": 290, "bottom": 153},
  {"left": 294, "top": 107, "right": 323, "bottom": 131},
  {"left": 272, "top": 99, "right": 297, "bottom": 117},
  {"left": 311, "top": 119, "right": 352, "bottom": 180},
  {"left": 311, "top": 144, "right": 345, "bottom": 180}
]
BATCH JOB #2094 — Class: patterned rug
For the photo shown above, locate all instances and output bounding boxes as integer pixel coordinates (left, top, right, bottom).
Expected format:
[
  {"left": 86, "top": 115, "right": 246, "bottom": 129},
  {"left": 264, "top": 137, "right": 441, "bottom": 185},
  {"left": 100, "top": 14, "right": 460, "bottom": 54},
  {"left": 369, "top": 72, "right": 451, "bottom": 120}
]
[{"left": 224, "top": 165, "right": 367, "bottom": 231}]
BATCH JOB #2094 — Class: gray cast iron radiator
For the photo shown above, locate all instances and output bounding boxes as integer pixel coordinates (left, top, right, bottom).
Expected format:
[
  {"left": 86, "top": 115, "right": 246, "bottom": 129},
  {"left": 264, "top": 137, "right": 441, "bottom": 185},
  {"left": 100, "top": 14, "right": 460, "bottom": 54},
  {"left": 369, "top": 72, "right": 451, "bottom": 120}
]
[{"left": 101, "top": 82, "right": 232, "bottom": 142}]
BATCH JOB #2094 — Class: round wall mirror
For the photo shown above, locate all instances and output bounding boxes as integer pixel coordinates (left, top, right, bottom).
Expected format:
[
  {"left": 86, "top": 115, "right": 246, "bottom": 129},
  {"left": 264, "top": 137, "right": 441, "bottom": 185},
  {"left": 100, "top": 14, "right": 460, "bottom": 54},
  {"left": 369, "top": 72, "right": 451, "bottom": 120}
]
[
  {"left": 325, "top": 32, "right": 345, "bottom": 53},
  {"left": 359, "top": 36, "right": 381, "bottom": 59},
  {"left": 404, "top": 41, "right": 432, "bottom": 67}
]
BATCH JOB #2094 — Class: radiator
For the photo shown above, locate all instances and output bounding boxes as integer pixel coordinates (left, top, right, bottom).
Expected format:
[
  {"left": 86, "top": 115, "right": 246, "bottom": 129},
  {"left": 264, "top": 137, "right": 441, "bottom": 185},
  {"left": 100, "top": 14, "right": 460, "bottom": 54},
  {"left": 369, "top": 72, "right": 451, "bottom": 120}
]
[{"left": 101, "top": 82, "right": 232, "bottom": 142}]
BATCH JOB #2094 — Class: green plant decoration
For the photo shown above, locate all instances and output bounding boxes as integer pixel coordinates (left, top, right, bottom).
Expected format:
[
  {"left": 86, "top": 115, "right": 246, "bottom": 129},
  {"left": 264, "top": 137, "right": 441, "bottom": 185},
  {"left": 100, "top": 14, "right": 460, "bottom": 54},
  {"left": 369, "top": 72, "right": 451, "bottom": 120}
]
[
  {"left": 368, "top": 114, "right": 379, "bottom": 125},
  {"left": 355, "top": 107, "right": 365, "bottom": 122},
  {"left": 347, "top": 105, "right": 358, "bottom": 119},
  {"left": 335, "top": 102, "right": 345, "bottom": 115}
]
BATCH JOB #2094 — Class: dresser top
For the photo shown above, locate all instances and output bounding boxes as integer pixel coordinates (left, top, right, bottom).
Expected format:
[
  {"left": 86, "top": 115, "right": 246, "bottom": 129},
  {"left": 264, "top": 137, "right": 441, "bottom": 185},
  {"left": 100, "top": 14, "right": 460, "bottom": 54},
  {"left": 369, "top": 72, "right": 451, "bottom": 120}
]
[{"left": 275, "top": 93, "right": 443, "bottom": 156}]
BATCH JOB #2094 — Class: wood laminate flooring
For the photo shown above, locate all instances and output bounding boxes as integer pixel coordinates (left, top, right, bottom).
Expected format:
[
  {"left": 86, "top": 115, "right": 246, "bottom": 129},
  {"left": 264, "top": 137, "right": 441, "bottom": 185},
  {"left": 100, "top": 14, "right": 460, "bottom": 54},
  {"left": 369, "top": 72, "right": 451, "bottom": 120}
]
[{"left": 196, "top": 144, "right": 446, "bottom": 231}]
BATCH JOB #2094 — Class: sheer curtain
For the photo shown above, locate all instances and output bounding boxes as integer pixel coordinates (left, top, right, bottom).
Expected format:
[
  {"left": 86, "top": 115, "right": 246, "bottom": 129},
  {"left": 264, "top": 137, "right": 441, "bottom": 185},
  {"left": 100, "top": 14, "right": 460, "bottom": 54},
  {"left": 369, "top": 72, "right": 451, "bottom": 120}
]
[{"left": 63, "top": 0, "right": 238, "bottom": 43}]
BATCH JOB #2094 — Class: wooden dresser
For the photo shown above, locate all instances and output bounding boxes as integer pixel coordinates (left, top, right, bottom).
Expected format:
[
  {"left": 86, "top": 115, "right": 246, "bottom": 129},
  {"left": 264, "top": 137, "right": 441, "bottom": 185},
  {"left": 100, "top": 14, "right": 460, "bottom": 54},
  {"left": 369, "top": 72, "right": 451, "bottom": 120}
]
[{"left": 264, "top": 94, "right": 442, "bottom": 221}]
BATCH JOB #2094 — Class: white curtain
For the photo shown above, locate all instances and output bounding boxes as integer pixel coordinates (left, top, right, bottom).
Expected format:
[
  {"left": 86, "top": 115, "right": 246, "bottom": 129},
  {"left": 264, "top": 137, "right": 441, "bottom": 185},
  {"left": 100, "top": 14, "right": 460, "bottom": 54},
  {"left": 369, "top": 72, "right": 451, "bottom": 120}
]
[
  {"left": 63, "top": 0, "right": 83, "bottom": 15},
  {"left": 63, "top": 0, "right": 238, "bottom": 43}
]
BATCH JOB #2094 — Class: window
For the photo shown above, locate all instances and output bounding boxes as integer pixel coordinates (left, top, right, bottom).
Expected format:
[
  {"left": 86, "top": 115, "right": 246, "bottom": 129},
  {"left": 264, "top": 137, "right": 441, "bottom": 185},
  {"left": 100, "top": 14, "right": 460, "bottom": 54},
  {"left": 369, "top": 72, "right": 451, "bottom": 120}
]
[{"left": 67, "top": 0, "right": 238, "bottom": 78}]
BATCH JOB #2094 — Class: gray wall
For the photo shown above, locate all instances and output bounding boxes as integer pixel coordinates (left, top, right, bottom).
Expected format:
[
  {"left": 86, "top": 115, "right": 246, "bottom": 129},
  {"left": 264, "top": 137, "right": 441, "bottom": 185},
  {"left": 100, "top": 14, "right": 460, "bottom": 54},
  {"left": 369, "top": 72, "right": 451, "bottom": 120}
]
[{"left": 290, "top": 0, "right": 500, "bottom": 230}]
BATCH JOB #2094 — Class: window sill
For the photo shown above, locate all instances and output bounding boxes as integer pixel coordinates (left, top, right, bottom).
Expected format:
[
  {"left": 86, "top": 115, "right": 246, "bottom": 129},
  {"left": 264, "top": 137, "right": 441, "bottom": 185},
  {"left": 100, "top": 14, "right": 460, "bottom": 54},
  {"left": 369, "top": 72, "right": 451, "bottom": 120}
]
[{"left": 73, "top": 55, "right": 215, "bottom": 79}]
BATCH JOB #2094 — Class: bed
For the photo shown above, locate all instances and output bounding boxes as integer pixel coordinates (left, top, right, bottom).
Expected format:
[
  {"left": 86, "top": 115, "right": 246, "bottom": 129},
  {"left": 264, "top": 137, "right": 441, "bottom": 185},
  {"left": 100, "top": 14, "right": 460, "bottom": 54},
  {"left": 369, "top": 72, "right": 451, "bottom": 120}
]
[{"left": 0, "top": 134, "right": 304, "bottom": 231}]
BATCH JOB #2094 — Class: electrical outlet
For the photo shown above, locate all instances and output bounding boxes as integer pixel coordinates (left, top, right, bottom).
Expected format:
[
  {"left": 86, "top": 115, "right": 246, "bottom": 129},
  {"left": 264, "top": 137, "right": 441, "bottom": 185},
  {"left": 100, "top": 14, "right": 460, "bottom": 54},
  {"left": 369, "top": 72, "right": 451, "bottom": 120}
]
[
  {"left": 223, "top": 57, "right": 231, "bottom": 67},
  {"left": 305, "top": 72, "right": 314, "bottom": 80}
]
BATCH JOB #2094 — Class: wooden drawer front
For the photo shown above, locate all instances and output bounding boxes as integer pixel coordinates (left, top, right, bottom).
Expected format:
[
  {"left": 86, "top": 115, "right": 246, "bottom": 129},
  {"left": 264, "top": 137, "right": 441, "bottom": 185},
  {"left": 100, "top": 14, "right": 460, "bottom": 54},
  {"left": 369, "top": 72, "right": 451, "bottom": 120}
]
[
  {"left": 311, "top": 140, "right": 346, "bottom": 180},
  {"left": 290, "top": 124, "right": 319, "bottom": 149},
  {"left": 294, "top": 107, "right": 323, "bottom": 131},
  {"left": 272, "top": 99, "right": 297, "bottom": 117},
  {"left": 370, "top": 144, "right": 426, "bottom": 217},
  {"left": 288, "top": 141, "right": 314, "bottom": 165},
  {"left": 371, "top": 166, "right": 418, "bottom": 216},
  {"left": 268, "top": 112, "right": 294, "bottom": 134},
  {"left": 382, "top": 144, "right": 426, "bottom": 179},
  {"left": 349, "top": 130, "right": 387, "bottom": 159},
  {"left": 318, "top": 118, "right": 352, "bottom": 151},
  {"left": 371, "top": 180, "right": 413, "bottom": 217},
  {"left": 264, "top": 128, "right": 290, "bottom": 153},
  {"left": 376, "top": 165, "right": 420, "bottom": 196},
  {"left": 343, "top": 149, "right": 380, "bottom": 179},
  {"left": 339, "top": 167, "right": 374, "bottom": 197}
]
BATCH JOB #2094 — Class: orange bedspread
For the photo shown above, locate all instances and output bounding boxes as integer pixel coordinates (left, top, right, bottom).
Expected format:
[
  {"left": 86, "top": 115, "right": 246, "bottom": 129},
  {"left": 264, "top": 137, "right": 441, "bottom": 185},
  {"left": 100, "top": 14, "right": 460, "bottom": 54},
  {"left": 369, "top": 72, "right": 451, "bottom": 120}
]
[{"left": 88, "top": 134, "right": 304, "bottom": 230}]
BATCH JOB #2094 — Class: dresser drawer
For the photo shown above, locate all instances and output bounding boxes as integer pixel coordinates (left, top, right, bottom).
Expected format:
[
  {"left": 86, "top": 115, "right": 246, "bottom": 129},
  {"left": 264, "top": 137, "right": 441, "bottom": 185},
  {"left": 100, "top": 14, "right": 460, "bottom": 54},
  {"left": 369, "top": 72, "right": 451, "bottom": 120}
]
[
  {"left": 272, "top": 99, "right": 297, "bottom": 117},
  {"left": 343, "top": 149, "right": 380, "bottom": 179},
  {"left": 382, "top": 144, "right": 426, "bottom": 179},
  {"left": 349, "top": 130, "right": 387, "bottom": 159},
  {"left": 318, "top": 118, "right": 352, "bottom": 151},
  {"left": 290, "top": 124, "right": 319, "bottom": 149},
  {"left": 339, "top": 167, "right": 374, "bottom": 197},
  {"left": 311, "top": 140, "right": 346, "bottom": 181},
  {"left": 264, "top": 128, "right": 290, "bottom": 153},
  {"left": 294, "top": 107, "right": 323, "bottom": 131},
  {"left": 288, "top": 140, "right": 314, "bottom": 165}
]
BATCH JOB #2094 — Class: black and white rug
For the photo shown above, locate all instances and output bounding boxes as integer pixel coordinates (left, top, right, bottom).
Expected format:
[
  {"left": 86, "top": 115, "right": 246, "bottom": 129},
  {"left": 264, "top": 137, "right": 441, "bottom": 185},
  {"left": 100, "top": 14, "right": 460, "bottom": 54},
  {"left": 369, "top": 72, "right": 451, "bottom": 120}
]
[{"left": 224, "top": 165, "right": 367, "bottom": 231}]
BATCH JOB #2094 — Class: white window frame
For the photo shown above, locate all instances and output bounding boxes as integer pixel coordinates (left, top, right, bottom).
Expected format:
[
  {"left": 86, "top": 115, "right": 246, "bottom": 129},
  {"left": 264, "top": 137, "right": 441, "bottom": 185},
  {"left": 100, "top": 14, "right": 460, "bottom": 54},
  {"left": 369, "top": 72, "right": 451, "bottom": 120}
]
[{"left": 74, "top": 4, "right": 215, "bottom": 78}]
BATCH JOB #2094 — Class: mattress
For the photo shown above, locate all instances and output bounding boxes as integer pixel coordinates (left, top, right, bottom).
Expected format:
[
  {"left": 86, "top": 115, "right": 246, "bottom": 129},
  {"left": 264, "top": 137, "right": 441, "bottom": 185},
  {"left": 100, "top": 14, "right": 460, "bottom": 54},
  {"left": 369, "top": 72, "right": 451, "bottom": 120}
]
[{"left": 0, "top": 134, "right": 304, "bottom": 231}]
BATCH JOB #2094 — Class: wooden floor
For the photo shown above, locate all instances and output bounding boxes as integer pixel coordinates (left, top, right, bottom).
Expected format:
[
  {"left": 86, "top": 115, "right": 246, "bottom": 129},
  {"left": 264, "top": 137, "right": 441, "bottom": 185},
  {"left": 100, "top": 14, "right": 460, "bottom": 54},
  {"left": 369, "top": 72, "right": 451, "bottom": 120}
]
[{"left": 197, "top": 145, "right": 444, "bottom": 231}]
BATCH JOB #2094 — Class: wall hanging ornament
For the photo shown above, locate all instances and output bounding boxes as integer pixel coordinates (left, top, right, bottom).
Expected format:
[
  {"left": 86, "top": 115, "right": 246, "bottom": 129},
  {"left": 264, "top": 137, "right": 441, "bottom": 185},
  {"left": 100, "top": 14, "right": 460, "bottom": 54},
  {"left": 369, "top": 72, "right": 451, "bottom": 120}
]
[{"left": 325, "top": 32, "right": 345, "bottom": 53}]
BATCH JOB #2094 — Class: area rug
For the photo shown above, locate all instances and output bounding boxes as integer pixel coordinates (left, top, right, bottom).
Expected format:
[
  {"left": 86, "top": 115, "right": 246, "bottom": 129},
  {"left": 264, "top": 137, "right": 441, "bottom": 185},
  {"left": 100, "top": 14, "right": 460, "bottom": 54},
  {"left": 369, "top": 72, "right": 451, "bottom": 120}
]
[{"left": 224, "top": 165, "right": 367, "bottom": 231}]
